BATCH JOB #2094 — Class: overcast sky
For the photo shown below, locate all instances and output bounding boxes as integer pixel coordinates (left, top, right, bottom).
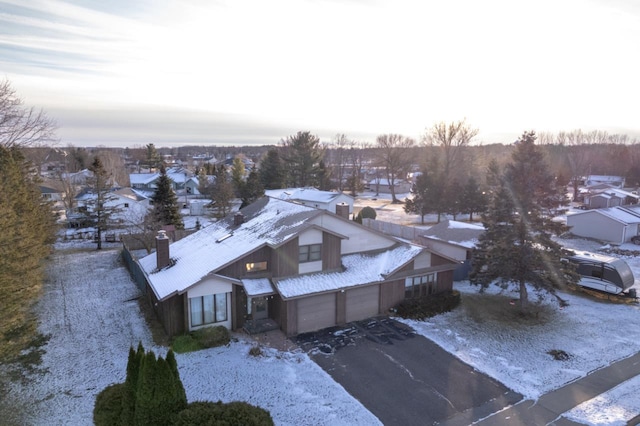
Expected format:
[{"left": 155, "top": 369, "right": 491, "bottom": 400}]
[{"left": 2, "top": 0, "right": 639, "bottom": 147}]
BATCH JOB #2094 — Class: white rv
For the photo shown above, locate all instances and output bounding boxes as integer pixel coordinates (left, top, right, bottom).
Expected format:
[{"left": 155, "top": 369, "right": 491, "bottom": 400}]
[{"left": 566, "top": 250, "right": 636, "bottom": 295}]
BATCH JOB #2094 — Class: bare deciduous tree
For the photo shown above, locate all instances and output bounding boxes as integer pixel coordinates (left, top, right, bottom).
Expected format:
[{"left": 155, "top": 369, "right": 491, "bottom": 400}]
[
  {"left": 0, "top": 79, "right": 57, "bottom": 148},
  {"left": 375, "top": 134, "right": 415, "bottom": 203},
  {"left": 424, "top": 119, "right": 478, "bottom": 182}
]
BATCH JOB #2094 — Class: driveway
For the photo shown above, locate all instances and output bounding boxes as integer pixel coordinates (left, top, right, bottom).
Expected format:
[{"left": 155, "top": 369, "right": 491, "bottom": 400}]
[{"left": 296, "top": 317, "right": 522, "bottom": 426}]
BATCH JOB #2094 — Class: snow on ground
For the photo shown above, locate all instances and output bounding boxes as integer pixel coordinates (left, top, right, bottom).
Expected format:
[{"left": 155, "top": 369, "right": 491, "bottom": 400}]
[
  {"left": 5, "top": 241, "right": 378, "bottom": 426},
  {"left": 8, "top": 196, "right": 640, "bottom": 425}
]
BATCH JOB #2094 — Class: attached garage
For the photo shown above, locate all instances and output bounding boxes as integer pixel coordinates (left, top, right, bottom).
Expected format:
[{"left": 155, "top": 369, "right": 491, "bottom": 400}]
[
  {"left": 296, "top": 293, "right": 336, "bottom": 334},
  {"left": 345, "top": 285, "right": 380, "bottom": 323}
]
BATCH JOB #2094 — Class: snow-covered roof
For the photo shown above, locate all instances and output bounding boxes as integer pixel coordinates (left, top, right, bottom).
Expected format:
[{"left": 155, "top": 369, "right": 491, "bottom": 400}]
[
  {"left": 274, "top": 245, "right": 422, "bottom": 299},
  {"left": 113, "top": 187, "right": 149, "bottom": 202},
  {"left": 139, "top": 197, "right": 323, "bottom": 300},
  {"left": 242, "top": 278, "right": 276, "bottom": 297},
  {"left": 421, "top": 220, "right": 485, "bottom": 249},
  {"left": 570, "top": 207, "right": 640, "bottom": 224},
  {"left": 265, "top": 188, "right": 353, "bottom": 204},
  {"left": 130, "top": 171, "right": 188, "bottom": 185}
]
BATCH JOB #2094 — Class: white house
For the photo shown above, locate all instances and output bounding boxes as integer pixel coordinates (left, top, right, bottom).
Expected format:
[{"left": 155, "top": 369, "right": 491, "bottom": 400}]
[
  {"left": 567, "top": 206, "right": 640, "bottom": 245},
  {"left": 367, "top": 178, "right": 412, "bottom": 194}
]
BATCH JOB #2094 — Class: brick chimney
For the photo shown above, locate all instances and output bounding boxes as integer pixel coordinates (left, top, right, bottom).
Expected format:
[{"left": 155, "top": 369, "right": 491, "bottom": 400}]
[
  {"left": 156, "top": 230, "right": 170, "bottom": 269},
  {"left": 234, "top": 212, "right": 245, "bottom": 226},
  {"left": 336, "top": 202, "right": 350, "bottom": 219}
]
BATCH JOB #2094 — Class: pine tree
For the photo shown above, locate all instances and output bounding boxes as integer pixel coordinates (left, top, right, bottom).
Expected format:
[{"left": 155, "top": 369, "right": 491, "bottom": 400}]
[
  {"left": 258, "top": 148, "right": 286, "bottom": 189},
  {"left": 86, "top": 156, "right": 119, "bottom": 249},
  {"left": 166, "top": 349, "right": 187, "bottom": 405},
  {"left": 134, "top": 351, "right": 158, "bottom": 425},
  {"left": 211, "top": 164, "right": 234, "bottom": 217},
  {"left": 239, "top": 166, "right": 264, "bottom": 209},
  {"left": 281, "top": 131, "right": 324, "bottom": 188},
  {"left": 231, "top": 157, "right": 245, "bottom": 197},
  {"left": 151, "top": 165, "right": 184, "bottom": 230},
  {"left": 470, "top": 131, "right": 578, "bottom": 310},
  {"left": 0, "top": 147, "right": 56, "bottom": 362},
  {"left": 459, "top": 176, "right": 487, "bottom": 222}
]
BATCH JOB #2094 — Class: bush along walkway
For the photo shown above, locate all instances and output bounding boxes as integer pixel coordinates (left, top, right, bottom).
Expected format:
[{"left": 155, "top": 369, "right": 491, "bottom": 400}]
[{"left": 440, "top": 351, "right": 640, "bottom": 426}]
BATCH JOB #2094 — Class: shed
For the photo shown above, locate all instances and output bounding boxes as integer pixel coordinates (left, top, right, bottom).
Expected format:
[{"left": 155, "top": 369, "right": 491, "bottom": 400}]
[{"left": 566, "top": 207, "right": 640, "bottom": 245}]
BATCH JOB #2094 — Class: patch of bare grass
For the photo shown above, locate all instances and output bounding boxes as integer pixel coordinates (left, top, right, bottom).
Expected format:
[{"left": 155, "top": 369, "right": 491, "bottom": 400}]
[{"left": 461, "top": 292, "right": 558, "bottom": 328}]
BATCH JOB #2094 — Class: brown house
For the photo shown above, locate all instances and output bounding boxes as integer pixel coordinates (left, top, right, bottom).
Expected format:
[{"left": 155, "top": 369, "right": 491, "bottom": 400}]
[{"left": 139, "top": 196, "right": 457, "bottom": 337}]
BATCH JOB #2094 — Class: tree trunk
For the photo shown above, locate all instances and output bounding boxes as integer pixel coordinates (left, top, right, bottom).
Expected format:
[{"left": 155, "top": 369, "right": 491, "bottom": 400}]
[{"left": 519, "top": 279, "right": 528, "bottom": 310}]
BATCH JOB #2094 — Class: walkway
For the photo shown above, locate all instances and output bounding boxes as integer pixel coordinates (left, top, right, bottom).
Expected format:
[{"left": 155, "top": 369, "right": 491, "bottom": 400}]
[{"left": 441, "top": 351, "right": 640, "bottom": 425}]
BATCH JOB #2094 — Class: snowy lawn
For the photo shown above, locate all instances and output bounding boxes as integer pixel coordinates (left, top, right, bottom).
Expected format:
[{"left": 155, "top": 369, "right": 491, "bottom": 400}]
[
  {"left": 3, "top": 242, "right": 378, "bottom": 426},
  {"left": 6, "top": 197, "right": 640, "bottom": 425}
]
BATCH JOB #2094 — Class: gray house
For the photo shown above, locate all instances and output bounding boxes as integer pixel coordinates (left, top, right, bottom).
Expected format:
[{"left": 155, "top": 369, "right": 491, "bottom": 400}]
[
  {"left": 566, "top": 206, "right": 640, "bottom": 245},
  {"left": 419, "top": 220, "right": 484, "bottom": 280}
]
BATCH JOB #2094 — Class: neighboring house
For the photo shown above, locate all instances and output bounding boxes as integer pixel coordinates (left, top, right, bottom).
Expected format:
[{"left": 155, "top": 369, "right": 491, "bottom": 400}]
[
  {"left": 265, "top": 188, "right": 354, "bottom": 216},
  {"left": 39, "top": 179, "right": 65, "bottom": 202},
  {"left": 418, "top": 220, "right": 485, "bottom": 280},
  {"left": 583, "top": 186, "right": 639, "bottom": 209},
  {"left": 137, "top": 196, "right": 458, "bottom": 337},
  {"left": 74, "top": 187, "right": 151, "bottom": 229},
  {"left": 185, "top": 175, "right": 215, "bottom": 195},
  {"left": 566, "top": 206, "right": 640, "bottom": 245},
  {"left": 367, "top": 178, "right": 412, "bottom": 194},
  {"left": 585, "top": 175, "right": 625, "bottom": 188},
  {"left": 130, "top": 167, "right": 190, "bottom": 193}
]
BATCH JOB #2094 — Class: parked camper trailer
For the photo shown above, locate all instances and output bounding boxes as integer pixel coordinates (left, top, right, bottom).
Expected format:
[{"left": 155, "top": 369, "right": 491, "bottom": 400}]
[{"left": 566, "top": 251, "right": 636, "bottom": 295}]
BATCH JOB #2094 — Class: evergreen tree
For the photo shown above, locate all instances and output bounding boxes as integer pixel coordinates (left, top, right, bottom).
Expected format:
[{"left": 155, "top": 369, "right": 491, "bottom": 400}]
[
  {"left": 404, "top": 172, "right": 432, "bottom": 224},
  {"left": 470, "top": 131, "right": 578, "bottom": 310},
  {"left": 211, "top": 164, "right": 234, "bottom": 217},
  {"left": 459, "top": 176, "right": 487, "bottom": 222},
  {"left": 134, "top": 351, "right": 158, "bottom": 425},
  {"left": 150, "top": 165, "right": 184, "bottom": 230},
  {"left": 444, "top": 179, "right": 463, "bottom": 220},
  {"left": 121, "top": 345, "right": 142, "bottom": 424},
  {"left": 0, "top": 146, "right": 56, "bottom": 362},
  {"left": 86, "top": 156, "right": 119, "bottom": 249},
  {"left": 281, "top": 131, "right": 324, "bottom": 188},
  {"left": 145, "top": 143, "right": 163, "bottom": 170},
  {"left": 239, "top": 166, "right": 264, "bottom": 209},
  {"left": 317, "top": 160, "right": 331, "bottom": 190},
  {"left": 166, "top": 349, "right": 187, "bottom": 405},
  {"left": 197, "top": 166, "right": 209, "bottom": 196},
  {"left": 231, "top": 157, "right": 246, "bottom": 196},
  {"left": 258, "top": 148, "right": 286, "bottom": 189}
]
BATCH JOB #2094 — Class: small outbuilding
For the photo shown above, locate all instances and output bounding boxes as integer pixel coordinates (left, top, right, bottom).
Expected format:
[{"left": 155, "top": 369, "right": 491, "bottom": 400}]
[{"left": 566, "top": 206, "right": 640, "bottom": 245}]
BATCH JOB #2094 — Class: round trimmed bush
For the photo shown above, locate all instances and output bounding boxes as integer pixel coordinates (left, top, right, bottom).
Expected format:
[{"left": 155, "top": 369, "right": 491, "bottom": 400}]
[
  {"left": 93, "top": 383, "right": 125, "bottom": 426},
  {"left": 173, "top": 401, "right": 274, "bottom": 426},
  {"left": 359, "top": 206, "right": 377, "bottom": 220}
]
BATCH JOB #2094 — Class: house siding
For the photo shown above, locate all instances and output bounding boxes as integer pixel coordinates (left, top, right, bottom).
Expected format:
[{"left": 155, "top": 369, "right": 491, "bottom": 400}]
[
  {"left": 567, "top": 212, "right": 626, "bottom": 244},
  {"left": 146, "top": 286, "right": 185, "bottom": 337},
  {"left": 322, "top": 232, "right": 342, "bottom": 271},
  {"left": 217, "top": 246, "right": 273, "bottom": 278},
  {"left": 272, "top": 238, "right": 299, "bottom": 277}
]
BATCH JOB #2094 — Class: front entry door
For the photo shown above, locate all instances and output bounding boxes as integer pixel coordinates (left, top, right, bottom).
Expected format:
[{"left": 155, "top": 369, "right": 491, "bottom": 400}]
[{"left": 251, "top": 297, "right": 268, "bottom": 320}]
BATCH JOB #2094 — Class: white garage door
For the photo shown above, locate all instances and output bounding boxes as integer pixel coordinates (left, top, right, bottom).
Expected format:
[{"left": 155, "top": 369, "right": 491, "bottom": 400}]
[
  {"left": 346, "top": 285, "right": 380, "bottom": 323},
  {"left": 297, "top": 293, "right": 336, "bottom": 334}
]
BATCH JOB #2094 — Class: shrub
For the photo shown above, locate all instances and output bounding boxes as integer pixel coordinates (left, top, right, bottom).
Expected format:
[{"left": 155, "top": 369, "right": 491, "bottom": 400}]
[
  {"left": 359, "top": 206, "right": 377, "bottom": 220},
  {"left": 171, "top": 334, "right": 202, "bottom": 354},
  {"left": 93, "top": 383, "right": 125, "bottom": 426},
  {"left": 192, "top": 326, "right": 230, "bottom": 349},
  {"left": 396, "top": 290, "right": 461, "bottom": 320},
  {"left": 172, "top": 326, "right": 230, "bottom": 354},
  {"left": 172, "top": 401, "right": 274, "bottom": 426}
]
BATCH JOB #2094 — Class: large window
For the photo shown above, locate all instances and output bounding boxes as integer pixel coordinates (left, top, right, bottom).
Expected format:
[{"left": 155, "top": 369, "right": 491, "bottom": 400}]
[
  {"left": 405, "top": 274, "right": 435, "bottom": 298},
  {"left": 299, "top": 244, "right": 322, "bottom": 263},
  {"left": 190, "top": 293, "right": 228, "bottom": 327}
]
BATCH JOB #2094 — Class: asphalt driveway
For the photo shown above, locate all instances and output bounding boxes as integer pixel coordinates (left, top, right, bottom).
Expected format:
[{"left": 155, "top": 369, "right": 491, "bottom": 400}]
[{"left": 296, "top": 317, "right": 522, "bottom": 426}]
